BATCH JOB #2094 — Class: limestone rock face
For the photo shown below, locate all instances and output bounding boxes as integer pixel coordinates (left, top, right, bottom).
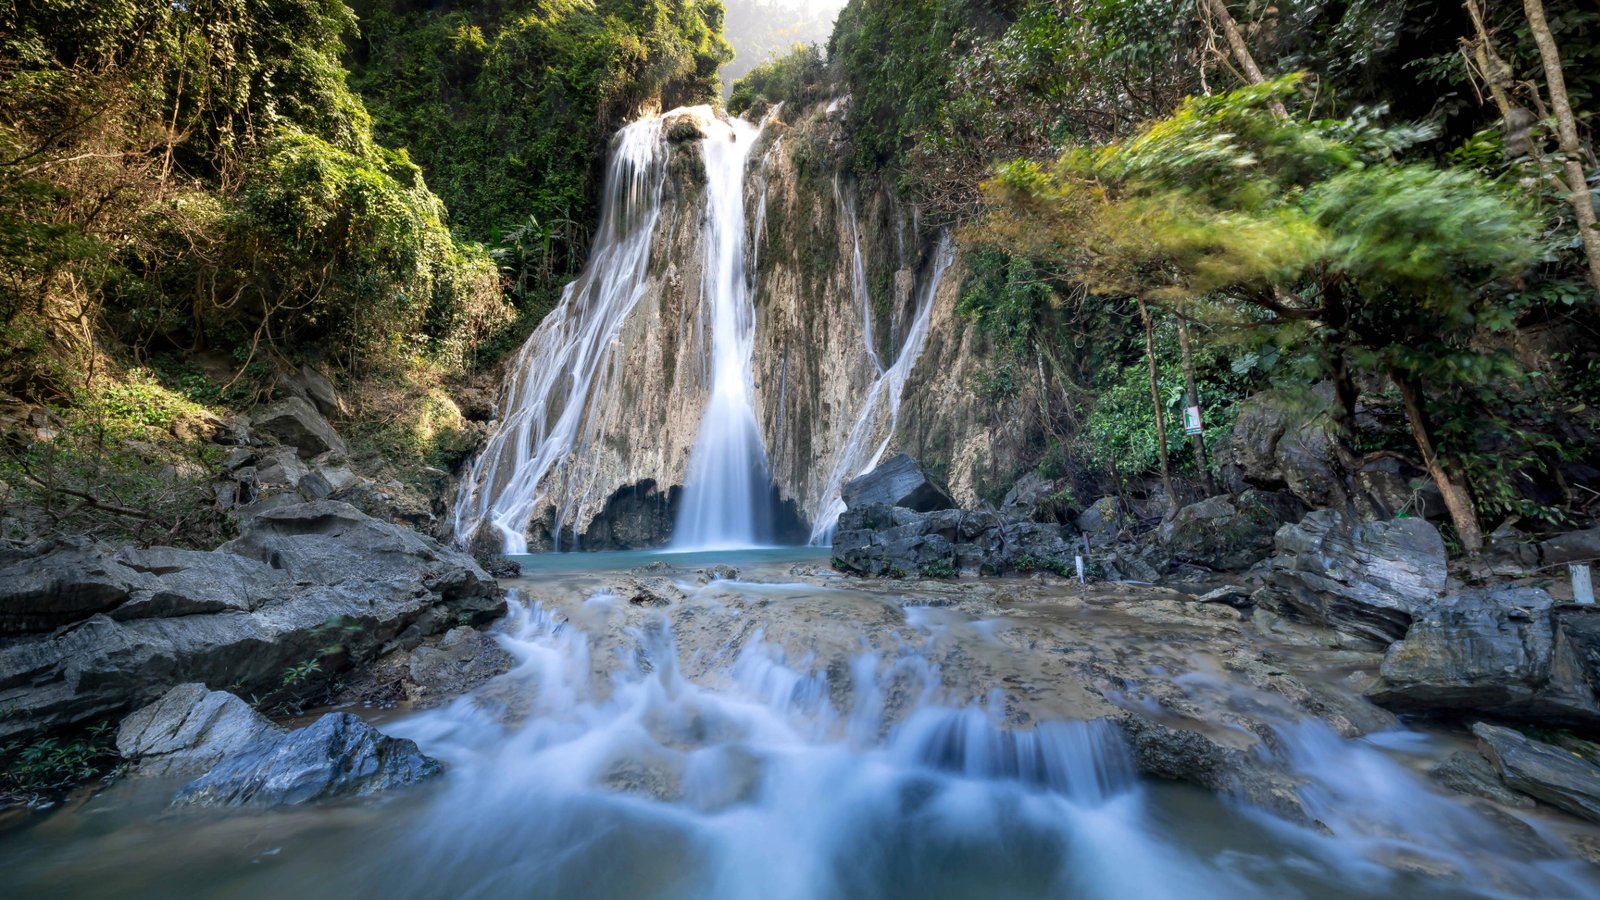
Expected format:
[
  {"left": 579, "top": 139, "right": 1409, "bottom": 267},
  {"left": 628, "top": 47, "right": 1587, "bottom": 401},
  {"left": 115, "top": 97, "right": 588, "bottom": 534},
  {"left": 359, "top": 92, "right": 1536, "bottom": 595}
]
[
  {"left": 1369, "top": 587, "right": 1600, "bottom": 725},
  {"left": 173, "top": 712, "right": 440, "bottom": 808},
  {"left": 1159, "top": 490, "right": 1305, "bottom": 572},
  {"left": 1473, "top": 722, "right": 1600, "bottom": 823},
  {"left": 117, "top": 683, "right": 279, "bottom": 778},
  {"left": 250, "top": 396, "right": 347, "bottom": 458},
  {"left": 0, "top": 501, "right": 503, "bottom": 740},
  {"left": 457, "top": 105, "right": 1026, "bottom": 548},
  {"left": 1267, "top": 509, "right": 1448, "bottom": 645}
]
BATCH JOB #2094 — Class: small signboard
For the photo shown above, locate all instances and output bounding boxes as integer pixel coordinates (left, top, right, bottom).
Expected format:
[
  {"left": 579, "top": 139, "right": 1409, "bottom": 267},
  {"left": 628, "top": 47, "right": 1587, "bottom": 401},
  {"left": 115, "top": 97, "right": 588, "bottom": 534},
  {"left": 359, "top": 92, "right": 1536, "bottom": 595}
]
[{"left": 1183, "top": 405, "right": 1203, "bottom": 436}]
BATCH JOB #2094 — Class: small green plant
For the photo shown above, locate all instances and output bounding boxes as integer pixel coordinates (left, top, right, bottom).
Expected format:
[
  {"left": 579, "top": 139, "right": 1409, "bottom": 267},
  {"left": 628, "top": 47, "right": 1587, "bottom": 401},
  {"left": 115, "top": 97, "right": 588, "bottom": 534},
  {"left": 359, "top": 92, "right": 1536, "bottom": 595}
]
[
  {"left": 0, "top": 722, "right": 118, "bottom": 797},
  {"left": 919, "top": 559, "right": 958, "bottom": 578}
]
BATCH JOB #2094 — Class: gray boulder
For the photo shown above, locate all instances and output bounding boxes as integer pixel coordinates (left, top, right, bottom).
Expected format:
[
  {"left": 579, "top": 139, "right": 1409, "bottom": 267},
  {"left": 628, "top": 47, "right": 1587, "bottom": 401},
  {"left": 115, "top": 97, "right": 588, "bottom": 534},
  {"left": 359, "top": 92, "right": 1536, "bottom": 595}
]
[
  {"left": 1002, "top": 472, "right": 1075, "bottom": 525},
  {"left": 841, "top": 454, "right": 954, "bottom": 513},
  {"left": 251, "top": 396, "right": 346, "bottom": 458},
  {"left": 1159, "top": 490, "right": 1305, "bottom": 571},
  {"left": 1230, "top": 389, "right": 1348, "bottom": 510},
  {"left": 407, "top": 627, "right": 514, "bottom": 700},
  {"left": 117, "top": 683, "right": 278, "bottom": 778},
  {"left": 0, "top": 541, "right": 149, "bottom": 634},
  {"left": 0, "top": 501, "right": 502, "bottom": 740},
  {"left": 1077, "top": 497, "right": 1125, "bottom": 542},
  {"left": 1369, "top": 587, "right": 1600, "bottom": 725},
  {"left": 1268, "top": 509, "right": 1448, "bottom": 645},
  {"left": 1473, "top": 722, "right": 1600, "bottom": 823},
  {"left": 173, "top": 712, "right": 440, "bottom": 808}
]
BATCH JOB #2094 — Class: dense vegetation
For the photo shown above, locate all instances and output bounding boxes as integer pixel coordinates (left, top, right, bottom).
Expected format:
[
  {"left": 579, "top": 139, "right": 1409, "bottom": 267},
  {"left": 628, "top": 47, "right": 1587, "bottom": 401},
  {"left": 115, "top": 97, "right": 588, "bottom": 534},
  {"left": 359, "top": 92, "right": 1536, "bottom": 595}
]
[
  {"left": 0, "top": 0, "right": 728, "bottom": 546},
  {"left": 346, "top": 0, "right": 732, "bottom": 292},
  {"left": 790, "top": 0, "right": 1600, "bottom": 540}
]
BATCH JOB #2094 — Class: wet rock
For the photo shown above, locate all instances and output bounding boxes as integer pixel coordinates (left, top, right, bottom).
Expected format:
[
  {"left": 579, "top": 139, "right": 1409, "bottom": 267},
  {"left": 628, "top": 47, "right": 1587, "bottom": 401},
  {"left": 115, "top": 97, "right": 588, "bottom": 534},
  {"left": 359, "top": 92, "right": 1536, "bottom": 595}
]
[
  {"left": 408, "top": 627, "right": 514, "bottom": 699},
  {"left": 1536, "top": 526, "right": 1600, "bottom": 569},
  {"left": 1430, "top": 750, "right": 1535, "bottom": 809},
  {"left": 1159, "top": 490, "right": 1305, "bottom": 571},
  {"left": 483, "top": 557, "right": 521, "bottom": 578},
  {"left": 699, "top": 564, "right": 739, "bottom": 583},
  {"left": 577, "top": 479, "right": 680, "bottom": 550},
  {"left": 622, "top": 578, "right": 683, "bottom": 607},
  {"left": 1369, "top": 588, "right": 1600, "bottom": 725},
  {"left": 0, "top": 501, "right": 502, "bottom": 741},
  {"left": 1352, "top": 456, "right": 1444, "bottom": 521},
  {"left": 832, "top": 504, "right": 1074, "bottom": 578},
  {"left": 173, "top": 712, "right": 440, "bottom": 808},
  {"left": 117, "top": 684, "right": 278, "bottom": 778},
  {"left": 250, "top": 396, "right": 346, "bottom": 458},
  {"left": 841, "top": 453, "right": 954, "bottom": 513},
  {"left": 1472, "top": 722, "right": 1600, "bottom": 823},
  {"left": 1268, "top": 509, "right": 1448, "bottom": 645}
]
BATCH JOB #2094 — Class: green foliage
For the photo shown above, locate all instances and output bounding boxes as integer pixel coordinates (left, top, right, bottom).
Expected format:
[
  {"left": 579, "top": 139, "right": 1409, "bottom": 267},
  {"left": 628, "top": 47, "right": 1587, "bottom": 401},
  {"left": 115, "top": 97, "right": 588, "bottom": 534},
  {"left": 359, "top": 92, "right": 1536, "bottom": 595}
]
[
  {"left": 727, "top": 43, "right": 826, "bottom": 115},
  {"left": 348, "top": 0, "right": 733, "bottom": 256},
  {"left": 919, "top": 559, "right": 958, "bottom": 578},
  {"left": 0, "top": 723, "right": 118, "bottom": 797}
]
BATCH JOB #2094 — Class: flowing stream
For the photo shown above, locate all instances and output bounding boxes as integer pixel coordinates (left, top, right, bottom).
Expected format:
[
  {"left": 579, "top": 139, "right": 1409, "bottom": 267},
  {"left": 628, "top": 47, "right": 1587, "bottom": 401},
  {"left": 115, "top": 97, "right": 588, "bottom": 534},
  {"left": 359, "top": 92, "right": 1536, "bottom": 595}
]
[{"left": 5, "top": 551, "right": 1596, "bottom": 899}]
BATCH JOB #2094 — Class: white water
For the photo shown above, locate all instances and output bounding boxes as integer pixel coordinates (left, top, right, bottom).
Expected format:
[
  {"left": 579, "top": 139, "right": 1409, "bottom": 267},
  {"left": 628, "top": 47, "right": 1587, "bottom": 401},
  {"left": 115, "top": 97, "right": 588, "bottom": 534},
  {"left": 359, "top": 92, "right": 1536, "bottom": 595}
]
[
  {"left": 672, "top": 116, "right": 775, "bottom": 550},
  {"left": 452, "top": 117, "right": 672, "bottom": 553},
  {"left": 808, "top": 234, "right": 954, "bottom": 545}
]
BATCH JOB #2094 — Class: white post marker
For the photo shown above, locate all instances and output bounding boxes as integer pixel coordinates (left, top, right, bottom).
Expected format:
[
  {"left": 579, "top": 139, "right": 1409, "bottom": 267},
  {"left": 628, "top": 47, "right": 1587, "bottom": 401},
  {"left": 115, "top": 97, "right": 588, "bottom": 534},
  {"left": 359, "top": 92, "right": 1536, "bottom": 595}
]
[
  {"left": 1575, "top": 564, "right": 1595, "bottom": 605},
  {"left": 1075, "top": 555, "right": 1086, "bottom": 585}
]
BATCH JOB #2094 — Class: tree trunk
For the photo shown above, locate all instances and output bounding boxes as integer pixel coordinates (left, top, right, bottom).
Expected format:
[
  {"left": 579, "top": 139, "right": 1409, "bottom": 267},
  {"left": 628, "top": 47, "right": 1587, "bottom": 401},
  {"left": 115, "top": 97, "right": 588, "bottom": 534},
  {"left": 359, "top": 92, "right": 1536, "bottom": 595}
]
[
  {"left": 1203, "top": 0, "right": 1289, "bottom": 117},
  {"left": 1523, "top": 0, "right": 1600, "bottom": 291},
  {"left": 1136, "top": 296, "right": 1176, "bottom": 515},
  {"left": 1175, "top": 312, "right": 1217, "bottom": 494},
  {"left": 1390, "top": 369, "right": 1484, "bottom": 554}
]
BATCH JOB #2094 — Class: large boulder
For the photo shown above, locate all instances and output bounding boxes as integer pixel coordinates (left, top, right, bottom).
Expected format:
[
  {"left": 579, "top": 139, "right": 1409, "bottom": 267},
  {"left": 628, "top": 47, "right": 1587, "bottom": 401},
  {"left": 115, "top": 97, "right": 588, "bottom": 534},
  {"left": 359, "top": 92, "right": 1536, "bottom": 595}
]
[
  {"left": 1077, "top": 496, "right": 1125, "bottom": 542},
  {"left": 832, "top": 505, "right": 1075, "bottom": 578},
  {"left": 1229, "top": 389, "right": 1348, "bottom": 509},
  {"left": 116, "top": 683, "right": 278, "bottom": 778},
  {"left": 1159, "top": 490, "right": 1305, "bottom": 571},
  {"left": 173, "top": 712, "right": 440, "bottom": 808},
  {"left": 1472, "top": 722, "right": 1600, "bottom": 823},
  {"left": 0, "top": 540, "right": 149, "bottom": 634},
  {"left": 0, "top": 501, "right": 502, "bottom": 740},
  {"left": 1267, "top": 509, "right": 1448, "bottom": 645},
  {"left": 840, "top": 454, "right": 955, "bottom": 514},
  {"left": 1368, "top": 588, "right": 1600, "bottom": 725},
  {"left": 250, "top": 396, "right": 346, "bottom": 458}
]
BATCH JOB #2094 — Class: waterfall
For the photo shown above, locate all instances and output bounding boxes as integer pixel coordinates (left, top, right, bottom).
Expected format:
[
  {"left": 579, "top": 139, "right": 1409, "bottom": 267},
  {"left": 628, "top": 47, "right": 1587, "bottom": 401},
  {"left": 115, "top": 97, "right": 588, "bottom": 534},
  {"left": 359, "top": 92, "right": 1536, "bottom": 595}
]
[
  {"left": 452, "top": 117, "right": 671, "bottom": 553},
  {"left": 671, "top": 116, "right": 774, "bottom": 550},
  {"left": 808, "top": 234, "right": 954, "bottom": 545}
]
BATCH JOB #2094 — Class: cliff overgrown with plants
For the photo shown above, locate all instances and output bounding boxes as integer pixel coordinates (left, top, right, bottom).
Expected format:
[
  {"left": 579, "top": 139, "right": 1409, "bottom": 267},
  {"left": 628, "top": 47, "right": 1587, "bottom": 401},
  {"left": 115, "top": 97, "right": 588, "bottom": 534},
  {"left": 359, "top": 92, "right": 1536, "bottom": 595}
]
[
  {"left": 0, "top": 0, "right": 728, "bottom": 547},
  {"left": 345, "top": 0, "right": 732, "bottom": 299},
  {"left": 723, "top": 0, "right": 1600, "bottom": 544}
]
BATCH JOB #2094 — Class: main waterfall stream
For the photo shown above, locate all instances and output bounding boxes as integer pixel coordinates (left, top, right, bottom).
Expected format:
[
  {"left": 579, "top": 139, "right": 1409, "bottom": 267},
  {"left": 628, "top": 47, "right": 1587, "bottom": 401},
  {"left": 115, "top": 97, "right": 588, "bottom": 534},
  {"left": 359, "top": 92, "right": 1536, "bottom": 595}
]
[{"left": 6, "top": 552, "right": 1599, "bottom": 899}]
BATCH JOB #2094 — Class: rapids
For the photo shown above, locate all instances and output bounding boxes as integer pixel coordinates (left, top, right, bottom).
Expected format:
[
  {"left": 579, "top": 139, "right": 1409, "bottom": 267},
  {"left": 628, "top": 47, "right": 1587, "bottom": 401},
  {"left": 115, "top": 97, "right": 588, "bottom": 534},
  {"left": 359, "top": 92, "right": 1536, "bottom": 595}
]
[{"left": 5, "top": 552, "right": 1598, "bottom": 899}]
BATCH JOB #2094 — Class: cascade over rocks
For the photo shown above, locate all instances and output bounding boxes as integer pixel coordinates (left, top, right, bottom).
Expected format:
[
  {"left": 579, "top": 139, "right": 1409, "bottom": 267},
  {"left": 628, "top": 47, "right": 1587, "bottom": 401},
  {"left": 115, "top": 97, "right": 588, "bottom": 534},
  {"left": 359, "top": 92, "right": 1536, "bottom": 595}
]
[
  {"left": 1265, "top": 509, "right": 1449, "bottom": 645},
  {"left": 0, "top": 500, "right": 501, "bottom": 741}
]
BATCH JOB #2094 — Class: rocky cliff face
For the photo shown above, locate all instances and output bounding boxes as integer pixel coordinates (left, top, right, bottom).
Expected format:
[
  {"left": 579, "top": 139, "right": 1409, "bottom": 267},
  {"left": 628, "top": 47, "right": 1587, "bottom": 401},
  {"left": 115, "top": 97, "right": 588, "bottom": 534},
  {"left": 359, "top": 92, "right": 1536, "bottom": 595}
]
[{"left": 457, "top": 102, "right": 1028, "bottom": 551}]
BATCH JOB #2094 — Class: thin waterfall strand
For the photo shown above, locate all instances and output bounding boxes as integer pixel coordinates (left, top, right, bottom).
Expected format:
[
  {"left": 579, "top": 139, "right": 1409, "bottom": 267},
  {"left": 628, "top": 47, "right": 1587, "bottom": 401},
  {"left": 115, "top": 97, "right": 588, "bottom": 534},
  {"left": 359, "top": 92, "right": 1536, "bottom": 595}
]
[
  {"left": 809, "top": 234, "right": 954, "bottom": 544},
  {"left": 452, "top": 118, "right": 671, "bottom": 553}
]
